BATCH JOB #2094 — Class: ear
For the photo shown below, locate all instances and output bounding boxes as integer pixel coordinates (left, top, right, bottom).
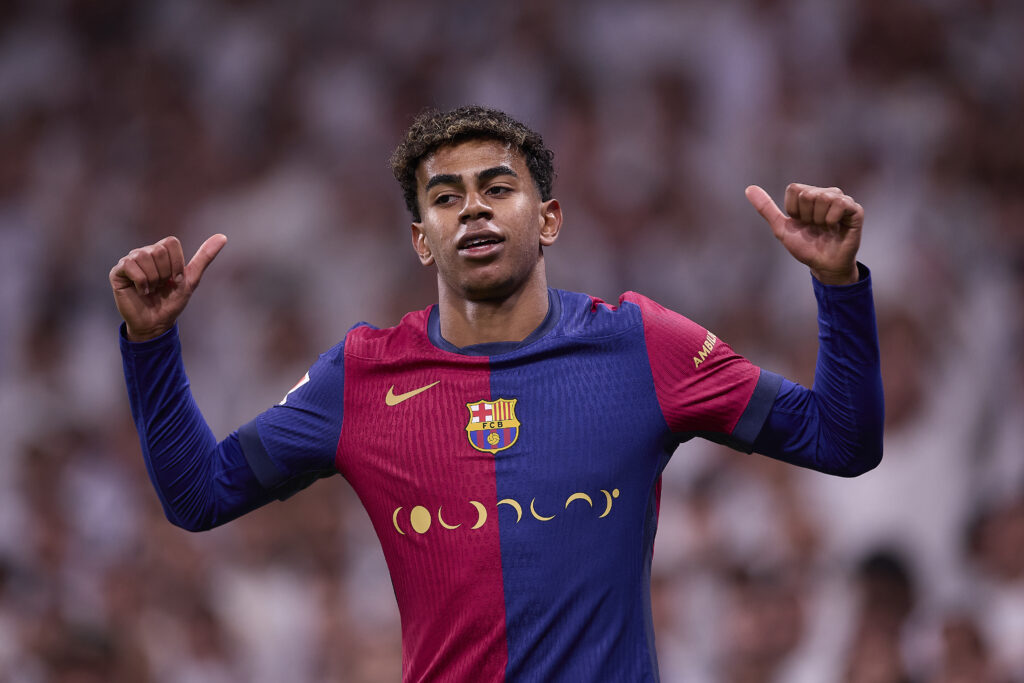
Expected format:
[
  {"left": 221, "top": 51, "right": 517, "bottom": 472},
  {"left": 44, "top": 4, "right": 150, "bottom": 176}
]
[
  {"left": 539, "top": 199, "right": 563, "bottom": 247},
  {"left": 410, "top": 222, "right": 434, "bottom": 266}
]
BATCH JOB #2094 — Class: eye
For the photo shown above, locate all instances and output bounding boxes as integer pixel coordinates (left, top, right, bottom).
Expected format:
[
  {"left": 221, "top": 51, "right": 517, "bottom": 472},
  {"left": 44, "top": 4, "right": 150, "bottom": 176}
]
[
  {"left": 434, "top": 193, "right": 458, "bottom": 206},
  {"left": 486, "top": 185, "right": 511, "bottom": 196}
]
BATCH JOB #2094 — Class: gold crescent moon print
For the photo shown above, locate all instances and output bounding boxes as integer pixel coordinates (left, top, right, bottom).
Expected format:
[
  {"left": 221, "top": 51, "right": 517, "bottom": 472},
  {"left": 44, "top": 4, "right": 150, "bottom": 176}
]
[
  {"left": 470, "top": 501, "right": 488, "bottom": 529},
  {"left": 437, "top": 506, "right": 461, "bottom": 530},
  {"left": 530, "top": 498, "right": 555, "bottom": 521},
  {"left": 498, "top": 498, "right": 523, "bottom": 523},
  {"left": 389, "top": 489, "right": 622, "bottom": 535}
]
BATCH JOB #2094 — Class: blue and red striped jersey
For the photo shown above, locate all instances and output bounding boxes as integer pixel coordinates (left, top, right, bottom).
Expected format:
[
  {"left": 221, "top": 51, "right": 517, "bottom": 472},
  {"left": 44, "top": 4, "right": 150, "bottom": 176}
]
[
  {"left": 238, "top": 288, "right": 780, "bottom": 682},
  {"left": 122, "top": 271, "right": 882, "bottom": 681}
]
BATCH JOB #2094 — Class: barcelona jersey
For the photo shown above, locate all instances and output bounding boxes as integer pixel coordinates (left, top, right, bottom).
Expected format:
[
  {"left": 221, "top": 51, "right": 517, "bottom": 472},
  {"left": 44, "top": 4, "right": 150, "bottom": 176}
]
[
  {"left": 234, "top": 289, "right": 781, "bottom": 682},
  {"left": 122, "top": 271, "right": 882, "bottom": 682}
]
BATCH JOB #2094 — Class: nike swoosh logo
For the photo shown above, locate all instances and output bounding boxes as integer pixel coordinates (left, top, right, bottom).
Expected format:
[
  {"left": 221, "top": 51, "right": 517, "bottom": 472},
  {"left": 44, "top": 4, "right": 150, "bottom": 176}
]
[{"left": 385, "top": 381, "right": 441, "bottom": 406}]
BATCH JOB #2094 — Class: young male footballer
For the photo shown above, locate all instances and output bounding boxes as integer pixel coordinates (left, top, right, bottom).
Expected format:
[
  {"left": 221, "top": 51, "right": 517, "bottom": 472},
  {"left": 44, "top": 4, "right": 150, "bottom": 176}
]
[{"left": 111, "top": 106, "right": 883, "bottom": 682}]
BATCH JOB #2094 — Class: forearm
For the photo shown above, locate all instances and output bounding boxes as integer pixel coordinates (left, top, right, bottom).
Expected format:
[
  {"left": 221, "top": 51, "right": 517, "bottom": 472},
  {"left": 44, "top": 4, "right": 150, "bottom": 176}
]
[
  {"left": 120, "top": 325, "right": 273, "bottom": 530},
  {"left": 753, "top": 264, "right": 884, "bottom": 476}
]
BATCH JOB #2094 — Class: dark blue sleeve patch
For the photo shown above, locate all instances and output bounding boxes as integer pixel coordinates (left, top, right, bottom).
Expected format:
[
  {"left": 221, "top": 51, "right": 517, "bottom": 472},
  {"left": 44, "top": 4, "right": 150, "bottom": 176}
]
[
  {"left": 238, "top": 418, "right": 287, "bottom": 490},
  {"left": 731, "top": 370, "right": 784, "bottom": 452}
]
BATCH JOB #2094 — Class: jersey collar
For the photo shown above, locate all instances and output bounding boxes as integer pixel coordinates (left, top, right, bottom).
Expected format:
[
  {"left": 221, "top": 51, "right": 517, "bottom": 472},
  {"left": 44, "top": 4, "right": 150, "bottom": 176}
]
[{"left": 426, "top": 289, "right": 562, "bottom": 356}]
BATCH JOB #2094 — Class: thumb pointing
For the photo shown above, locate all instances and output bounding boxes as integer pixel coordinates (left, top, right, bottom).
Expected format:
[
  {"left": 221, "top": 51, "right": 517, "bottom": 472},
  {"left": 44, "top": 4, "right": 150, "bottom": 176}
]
[
  {"left": 185, "top": 234, "right": 228, "bottom": 287},
  {"left": 745, "top": 185, "right": 786, "bottom": 233}
]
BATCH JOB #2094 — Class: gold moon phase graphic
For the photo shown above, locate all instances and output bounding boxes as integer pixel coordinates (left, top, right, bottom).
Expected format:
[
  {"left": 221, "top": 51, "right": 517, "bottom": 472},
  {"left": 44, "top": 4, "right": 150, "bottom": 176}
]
[
  {"left": 565, "top": 492, "right": 593, "bottom": 509},
  {"left": 437, "top": 506, "right": 461, "bottom": 530},
  {"left": 410, "top": 505, "right": 431, "bottom": 534},
  {"left": 498, "top": 498, "right": 523, "bottom": 523},
  {"left": 470, "top": 501, "right": 487, "bottom": 529},
  {"left": 599, "top": 490, "right": 615, "bottom": 518},
  {"left": 392, "top": 507, "right": 405, "bottom": 535},
  {"left": 530, "top": 498, "right": 555, "bottom": 521}
]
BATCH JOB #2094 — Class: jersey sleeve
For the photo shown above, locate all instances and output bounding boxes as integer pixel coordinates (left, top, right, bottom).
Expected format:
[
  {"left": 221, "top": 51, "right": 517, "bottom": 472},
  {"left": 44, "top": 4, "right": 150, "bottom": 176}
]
[
  {"left": 121, "top": 324, "right": 345, "bottom": 531},
  {"left": 121, "top": 324, "right": 283, "bottom": 530},
  {"left": 622, "top": 292, "right": 781, "bottom": 451},
  {"left": 752, "top": 265, "right": 884, "bottom": 476},
  {"left": 236, "top": 340, "right": 346, "bottom": 497}
]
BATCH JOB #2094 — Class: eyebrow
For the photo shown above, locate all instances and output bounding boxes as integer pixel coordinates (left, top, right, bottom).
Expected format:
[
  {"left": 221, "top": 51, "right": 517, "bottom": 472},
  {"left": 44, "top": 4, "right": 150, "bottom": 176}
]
[{"left": 424, "top": 165, "right": 519, "bottom": 193}]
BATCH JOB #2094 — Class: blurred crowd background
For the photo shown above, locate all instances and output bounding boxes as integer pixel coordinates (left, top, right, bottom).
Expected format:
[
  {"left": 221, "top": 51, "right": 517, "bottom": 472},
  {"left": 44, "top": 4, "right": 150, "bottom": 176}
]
[{"left": 1, "top": 0, "right": 1023, "bottom": 681}]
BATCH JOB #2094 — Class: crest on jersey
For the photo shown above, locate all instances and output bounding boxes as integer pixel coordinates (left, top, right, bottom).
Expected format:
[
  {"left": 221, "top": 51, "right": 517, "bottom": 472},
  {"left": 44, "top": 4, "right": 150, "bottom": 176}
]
[{"left": 465, "top": 398, "right": 520, "bottom": 453}]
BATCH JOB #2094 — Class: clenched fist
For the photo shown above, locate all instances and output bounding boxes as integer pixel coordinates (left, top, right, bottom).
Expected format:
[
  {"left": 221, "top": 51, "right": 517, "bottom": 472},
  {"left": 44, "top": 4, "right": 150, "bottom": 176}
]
[{"left": 109, "top": 234, "right": 227, "bottom": 341}]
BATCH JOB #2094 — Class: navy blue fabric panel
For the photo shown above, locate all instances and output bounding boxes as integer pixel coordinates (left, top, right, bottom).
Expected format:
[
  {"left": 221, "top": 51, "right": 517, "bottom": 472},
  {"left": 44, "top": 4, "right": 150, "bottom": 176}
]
[
  {"left": 640, "top": 453, "right": 672, "bottom": 681},
  {"left": 120, "top": 324, "right": 278, "bottom": 530},
  {"left": 730, "top": 370, "right": 784, "bottom": 451},
  {"left": 491, "top": 290, "right": 667, "bottom": 682},
  {"left": 247, "top": 339, "right": 346, "bottom": 486},
  {"left": 238, "top": 418, "right": 285, "bottom": 488},
  {"left": 753, "top": 265, "right": 884, "bottom": 476}
]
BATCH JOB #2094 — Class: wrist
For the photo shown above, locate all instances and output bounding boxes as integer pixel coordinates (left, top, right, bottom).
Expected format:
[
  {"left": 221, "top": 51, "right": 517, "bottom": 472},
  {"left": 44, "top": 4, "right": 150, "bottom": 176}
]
[
  {"left": 125, "top": 323, "right": 173, "bottom": 342},
  {"left": 810, "top": 263, "right": 859, "bottom": 286}
]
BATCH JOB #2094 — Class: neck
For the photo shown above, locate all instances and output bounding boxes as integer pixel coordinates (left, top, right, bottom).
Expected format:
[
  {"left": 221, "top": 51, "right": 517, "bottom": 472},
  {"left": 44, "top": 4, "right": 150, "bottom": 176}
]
[{"left": 437, "top": 268, "right": 550, "bottom": 348}]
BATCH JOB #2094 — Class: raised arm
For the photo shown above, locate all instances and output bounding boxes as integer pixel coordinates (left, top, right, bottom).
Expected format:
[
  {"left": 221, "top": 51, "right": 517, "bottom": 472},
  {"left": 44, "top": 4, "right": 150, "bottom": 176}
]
[
  {"left": 119, "top": 325, "right": 279, "bottom": 530},
  {"left": 745, "top": 184, "right": 883, "bottom": 476},
  {"left": 112, "top": 235, "right": 277, "bottom": 530},
  {"left": 112, "top": 235, "right": 344, "bottom": 529}
]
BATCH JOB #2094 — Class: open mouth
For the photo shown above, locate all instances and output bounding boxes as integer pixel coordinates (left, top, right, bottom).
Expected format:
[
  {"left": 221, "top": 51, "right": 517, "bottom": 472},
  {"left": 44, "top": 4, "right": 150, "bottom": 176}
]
[{"left": 457, "top": 233, "right": 505, "bottom": 252}]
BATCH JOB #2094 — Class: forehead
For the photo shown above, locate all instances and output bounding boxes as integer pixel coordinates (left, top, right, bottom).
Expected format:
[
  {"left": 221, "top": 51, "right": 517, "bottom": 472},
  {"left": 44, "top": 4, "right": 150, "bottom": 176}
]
[{"left": 416, "top": 139, "right": 528, "bottom": 188}]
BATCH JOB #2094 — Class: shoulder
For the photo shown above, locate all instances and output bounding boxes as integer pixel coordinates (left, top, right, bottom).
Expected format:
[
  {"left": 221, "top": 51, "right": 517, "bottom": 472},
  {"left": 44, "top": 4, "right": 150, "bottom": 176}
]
[
  {"left": 553, "top": 289, "right": 643, "bottom": 337},
  {"left": 342, "top": 306, "right": 432, "bottom": 361},
  {"left": 618, "top": 291, "right": 707, "bottom": 339},
  {"left": 554, "top": 289, "right": 703, "bottom": 340}
]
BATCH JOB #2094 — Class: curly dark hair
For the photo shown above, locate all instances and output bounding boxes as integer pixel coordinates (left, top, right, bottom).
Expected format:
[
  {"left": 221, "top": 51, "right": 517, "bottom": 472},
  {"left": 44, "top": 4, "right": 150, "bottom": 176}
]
[{"left": 390, "top": 105, "right": 556, "bottom": 222}]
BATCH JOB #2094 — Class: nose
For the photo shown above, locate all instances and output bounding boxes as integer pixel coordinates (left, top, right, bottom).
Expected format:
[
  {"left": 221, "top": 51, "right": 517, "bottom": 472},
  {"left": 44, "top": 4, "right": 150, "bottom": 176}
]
[{"left": 459, "top": 190, "right": 493, "bottom": 224}]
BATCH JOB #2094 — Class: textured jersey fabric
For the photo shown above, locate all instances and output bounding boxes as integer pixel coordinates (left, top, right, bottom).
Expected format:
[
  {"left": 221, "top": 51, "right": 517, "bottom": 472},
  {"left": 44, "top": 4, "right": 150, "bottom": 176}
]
[
  {"left": 241, "top": 288, "right": 775, "bottom": 682},
  {"left": 120, "top": 273, "right": 883, "bottom": 683}
]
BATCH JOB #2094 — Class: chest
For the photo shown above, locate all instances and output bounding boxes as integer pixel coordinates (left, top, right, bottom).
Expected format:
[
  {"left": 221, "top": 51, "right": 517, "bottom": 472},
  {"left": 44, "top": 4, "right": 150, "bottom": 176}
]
[{"left": 339, "top": 340, "right": 670, "bottom": 536}]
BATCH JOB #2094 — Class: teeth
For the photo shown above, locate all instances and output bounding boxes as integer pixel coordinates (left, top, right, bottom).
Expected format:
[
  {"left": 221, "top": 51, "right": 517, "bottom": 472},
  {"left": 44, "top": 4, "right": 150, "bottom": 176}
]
[{"left": 463, "top": 238, "right": 498, "bottom": 249}]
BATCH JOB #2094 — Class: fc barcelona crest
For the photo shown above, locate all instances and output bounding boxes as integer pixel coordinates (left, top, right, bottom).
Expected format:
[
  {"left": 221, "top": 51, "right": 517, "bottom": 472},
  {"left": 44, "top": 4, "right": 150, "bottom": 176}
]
[{"left": 465, "top": 398, "right": 520, "bottom": 453}]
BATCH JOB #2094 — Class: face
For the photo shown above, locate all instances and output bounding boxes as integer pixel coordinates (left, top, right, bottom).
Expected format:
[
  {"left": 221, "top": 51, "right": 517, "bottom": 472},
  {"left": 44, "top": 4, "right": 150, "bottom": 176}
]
[{"left": 411, "top": 139, "right": 562, "bottom": 302}]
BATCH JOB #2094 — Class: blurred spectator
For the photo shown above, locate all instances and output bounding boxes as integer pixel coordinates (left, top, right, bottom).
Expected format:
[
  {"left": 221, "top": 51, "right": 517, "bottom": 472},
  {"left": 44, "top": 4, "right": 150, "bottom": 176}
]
[
  {"left": 926, "top": 613, "right": 1008, "bottom": 683},
  {"left": 843, "top": 549, "right": 918, "bottom": 683},
  {"left": 717, "top": 567, "right": 806, "bottom": 683}
]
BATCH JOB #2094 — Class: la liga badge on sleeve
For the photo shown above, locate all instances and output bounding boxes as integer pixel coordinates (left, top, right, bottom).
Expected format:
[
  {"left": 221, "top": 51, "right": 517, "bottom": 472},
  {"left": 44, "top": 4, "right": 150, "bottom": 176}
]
[{"left": 465, "top": 398, "right": 520, "bottom": 453}]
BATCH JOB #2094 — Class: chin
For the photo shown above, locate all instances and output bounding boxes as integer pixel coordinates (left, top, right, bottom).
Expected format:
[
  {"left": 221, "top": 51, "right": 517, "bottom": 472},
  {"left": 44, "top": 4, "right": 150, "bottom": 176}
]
[
  {"left": 455, "top": 271, "right": 523, "bottom": 302},
  {"left": 441, "top": 258, "right": 543, "bottom": 303},
  {"left": 463, "top": 280, "right": 518, "bottom": 302}
]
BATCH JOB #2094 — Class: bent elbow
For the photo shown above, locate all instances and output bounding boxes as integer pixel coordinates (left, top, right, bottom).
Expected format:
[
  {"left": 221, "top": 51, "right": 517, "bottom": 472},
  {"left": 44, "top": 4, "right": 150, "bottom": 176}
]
[
  {"left": 161, "top": 503, "right": 216, "bottom": 532},
  {"left": 168, "top": 516, "right": 213, "bottom": 533},
  {"left": 829, "top": 441, "right": 883, "bottom": 478}
]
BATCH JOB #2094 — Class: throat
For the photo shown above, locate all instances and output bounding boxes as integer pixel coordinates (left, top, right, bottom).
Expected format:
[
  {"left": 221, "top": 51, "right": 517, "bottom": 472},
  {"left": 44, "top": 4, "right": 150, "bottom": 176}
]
[{"left": 437, "top": 278, "right": 550, "bottom": 348}]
